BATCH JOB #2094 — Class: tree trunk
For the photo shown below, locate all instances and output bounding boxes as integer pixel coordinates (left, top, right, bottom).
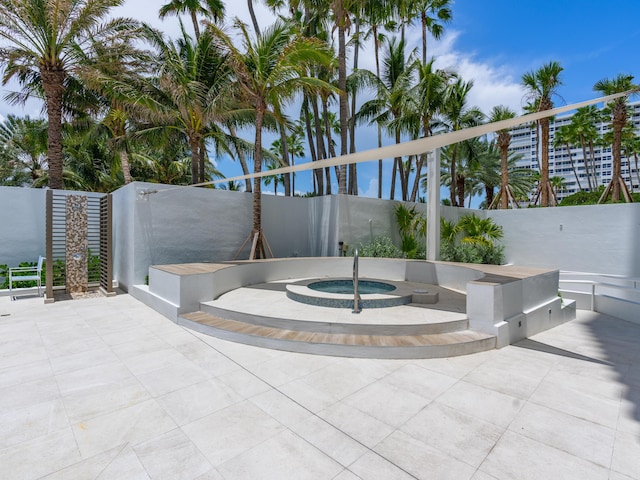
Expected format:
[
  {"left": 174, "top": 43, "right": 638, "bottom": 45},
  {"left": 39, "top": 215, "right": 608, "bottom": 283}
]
[
  {"left": 323, "top": 98, "right": 337, "bottom": 195},
  {"left": 302, "top": 97, "right": 320, "bottom": 195},
  {"left": 421, "top": 11, "right": 427, "bottom": 65},
  {"left": 499, "top": 133, "right": 510, "bottom": 209},
  {"left": 198, "top": 139, "right": 206, "bottom": 183},
  {"left": 540, "top": 116, "right": 551, "bottom": 206},
  {"left": 348, "top": 16, "right": 360, "bottom": 195},
  {"left": 120, "top": 149, "right": 133, "bottom": 185},
  {"left": 188, "top": 135, "right": 200, "bottom": 184},
  {"left": 456, "top": 174, "right": 465, "bottom": 208},
  {"left": 247, "top": 0, "right": 261, "bottom": 36},
  {"left": 449, "top": 145, "right": 458, "bottom": 206},
  {"left": 373, "top": 24, "right": 383, "bottom": 199},
  {"left": 578, "top": 135, "right": 592, "bottom": 190},
  {"left": 230, "top": 125, "right": 252, "bottom": 192},
  {"left": 588, "top": 140, "right": 598, "bottom": 190},
  {"left": 252, "top": 105, "right": 265, "bottom": 257},
  {"left": 41, "top": 69, "right": 65, "bottom": 190},
  {"left": 485, "top": 185, "right": 494, "bottom": 208},
  {"left": 390, "top": 158, "right": 398, "bottom": 200},
  {"left": 410, "top": 153, "right": 426, "bottom": 202},
  {"left": 565, "top": 141, "right": 582, "bottom": 191},
  {"left": 311, "top": 97, "right": 327, "bottom": 195},
  {"left": 278, "top": 123, "right": 291, "bottom": 196},
  {"left": 337, "top": 6, "right": 349, "bottom": 195},
  {"left": 190, "top": 10, "right": 201, "bottom": 39},
  {"left": 611, "top": 115, "right": 624, "bottom": 201}
]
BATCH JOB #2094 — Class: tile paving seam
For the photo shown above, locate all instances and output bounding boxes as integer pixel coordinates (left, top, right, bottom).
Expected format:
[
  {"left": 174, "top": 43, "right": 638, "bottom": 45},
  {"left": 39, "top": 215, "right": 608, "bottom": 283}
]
[{"left": 178, "top": 324, "right": 422, "bottom": 480}]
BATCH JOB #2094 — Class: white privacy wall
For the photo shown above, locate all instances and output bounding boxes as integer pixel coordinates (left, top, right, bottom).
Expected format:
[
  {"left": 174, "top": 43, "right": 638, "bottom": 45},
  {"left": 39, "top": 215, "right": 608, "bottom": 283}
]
[
  {"left": 486, "top": 203, "right": 640, "bottom": 277},
  {"left": 0, "top": 187, "right": 46, "bottom": 269},
  {"left": 3, "top": 183, "right": 640, "bottom": 291}
]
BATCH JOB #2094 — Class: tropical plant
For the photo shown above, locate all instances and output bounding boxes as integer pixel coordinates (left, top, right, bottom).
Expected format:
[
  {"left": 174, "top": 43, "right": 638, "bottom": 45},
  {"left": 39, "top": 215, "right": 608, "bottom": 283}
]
[
  {"left": 357, "top": 37, "right": 416, "bottom": 200},
  {"left": 521, "top": 61, "right": 563, "bottom": 207},
  {"left": 594, "top": 74, "right": 638, "bottom": 203},
  {"left": 437, "top": 78, "right": 484, "bottom": 206},
  {"left": 159, "top": 0, "right": 225, "bottom": 39},
  {"left": 355, "top": 236, "right": 403, "bottom": 258},
  {"left": 210, "top": 19, "right": 334, "bottom": 258},
  {"left": 0, "top": 0, "right": 138, "bottom": 190},
  {"left": 440, "top": 213, "right": 504, "bottom": 264},
  {"left": 394, "top": 203, "right": 426, "bottom": 258},
  {"left": 0, "top": 115, "right": 48, "bottom": 185},
  {"left": 488, "top": 105, "right": 517, "bottom": 209},
  {"left": 569, "top": 106, "right": 603, "bottom": 191},
  {"left": 553, "top": 124, "right": 583, "bottom": 192}
]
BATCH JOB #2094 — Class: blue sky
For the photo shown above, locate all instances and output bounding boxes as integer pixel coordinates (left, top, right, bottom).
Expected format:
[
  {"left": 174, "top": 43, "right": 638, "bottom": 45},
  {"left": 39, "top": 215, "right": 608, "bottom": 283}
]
[{"left": 1, "top": 0, "right": 639, "bottom": 202}]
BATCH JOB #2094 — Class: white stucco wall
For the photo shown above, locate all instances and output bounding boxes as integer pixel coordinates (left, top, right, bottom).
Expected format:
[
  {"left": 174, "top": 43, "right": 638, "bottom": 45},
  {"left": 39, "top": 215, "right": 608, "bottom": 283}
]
[
  {"left": 486, "top": 203, "right": 640, "bottom": 277},
  {"left": 0, "top": 187, "right": 46, "bottom": 269},
  {"left": 4, "top": 182, "right": 640, "bottom": 292}
]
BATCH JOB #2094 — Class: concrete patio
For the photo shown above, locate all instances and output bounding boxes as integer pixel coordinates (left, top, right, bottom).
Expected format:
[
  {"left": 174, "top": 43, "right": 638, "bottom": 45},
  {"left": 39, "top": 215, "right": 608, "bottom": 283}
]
[{"left": 0, "top": 293, "right": 638, "bottom": 479}]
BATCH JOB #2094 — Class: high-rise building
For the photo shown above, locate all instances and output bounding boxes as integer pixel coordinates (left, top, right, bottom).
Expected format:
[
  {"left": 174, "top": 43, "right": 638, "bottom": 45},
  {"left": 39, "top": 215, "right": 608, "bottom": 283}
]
[{"left": 508, "top": 100, "right": 640, "bottom": 203}]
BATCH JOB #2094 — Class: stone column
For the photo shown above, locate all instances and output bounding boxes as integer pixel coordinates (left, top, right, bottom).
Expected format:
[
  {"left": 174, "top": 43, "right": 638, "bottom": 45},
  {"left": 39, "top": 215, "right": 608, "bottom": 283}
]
[{"left": 66, "top": 195, "right": 88, "bottom": 294}]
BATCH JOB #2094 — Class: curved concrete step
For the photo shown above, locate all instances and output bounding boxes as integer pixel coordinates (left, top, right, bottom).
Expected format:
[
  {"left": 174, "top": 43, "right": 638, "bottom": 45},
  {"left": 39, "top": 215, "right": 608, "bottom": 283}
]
[
  {"left": 200, "top": 302, "right": 469, "bottom": 335},
  {"left": 179, "top": 311, "right": 496, "bottom": 359}
]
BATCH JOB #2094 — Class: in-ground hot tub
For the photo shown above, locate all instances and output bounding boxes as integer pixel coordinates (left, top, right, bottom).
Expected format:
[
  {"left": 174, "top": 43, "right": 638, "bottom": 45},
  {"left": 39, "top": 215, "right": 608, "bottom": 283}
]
[{"left": 286, "top": 277, "right": 414, "bottom": 309}]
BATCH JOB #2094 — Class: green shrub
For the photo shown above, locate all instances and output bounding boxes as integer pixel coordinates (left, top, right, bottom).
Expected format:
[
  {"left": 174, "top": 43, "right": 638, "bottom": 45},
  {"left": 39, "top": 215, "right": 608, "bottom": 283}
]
[
  {"left": 354, "top": 236, "right": 403, "bottom": 258},
  {"left": 440, "top": 242, "right": 505, "bottom": 264}
]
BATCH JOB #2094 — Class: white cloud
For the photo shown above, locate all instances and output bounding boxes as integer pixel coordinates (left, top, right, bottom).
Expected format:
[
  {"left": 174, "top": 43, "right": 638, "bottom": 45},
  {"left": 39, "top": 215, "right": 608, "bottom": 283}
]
[
  {"left": 360, "top": 177, "right": 378, "bottom": 198},
  {"left": 432, "top": 31, "right": 526, "bottom": 115}
]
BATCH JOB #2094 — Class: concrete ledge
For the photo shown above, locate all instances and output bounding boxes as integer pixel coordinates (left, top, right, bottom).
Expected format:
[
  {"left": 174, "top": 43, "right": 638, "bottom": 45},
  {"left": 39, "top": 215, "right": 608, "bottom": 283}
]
[{"left": 412, "top": 290, "right": 439, "bottom": 304}]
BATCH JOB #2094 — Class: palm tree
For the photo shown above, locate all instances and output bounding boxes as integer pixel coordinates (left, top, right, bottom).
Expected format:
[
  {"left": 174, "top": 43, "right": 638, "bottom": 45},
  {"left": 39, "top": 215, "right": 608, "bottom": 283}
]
[
  {"left": 521, "top": 61, "right": 563, "bottom": 207},
  {"left": 211, "top": 19, "right": 334, "bottom": 258},
  {"left": 416, "top": 0, "right": 452, "bottom": 65},
  {"left": 620, "top": 124, "right": 640, "bottom": 192},
  {"left": 398, "top": 59, "right": 451, "bottom": 202},
  {"left": 550, "top": 175, "right": 566, "bottom": 200},
  {"left": 570, "top": 106, "right": 603, "bottom": 191},
  {"left": 363, "top": 0, "right": 394, "bottom": 198},
  {"left": 594, "top": 74, "right": 638, "bottom": 203},
  {"left": 140, "top": 24, "right": 232, "bottom": 184},
  {"left": 0, "top": 115, "right": 48, "bottom": 185},
  {"left": 357, "top": 37, "right": 415, "bottom": 200},
  {"left": 438, "top": 78, "right": 484, "bottom": 206},
  {"left": 488, "top": 105, "right": 517, "bottom": 209},
  {"left": 553, "top": 124, "right": 583, "bottom": 192},
  {"left": 0, "top": 0, "right": 137, "bottom": 190},
  {"left": 263, "top": 159, "right": 285, "bottom": 195},
  {"left": 159, "top": 0, "right": 225, "bottom": 39}
]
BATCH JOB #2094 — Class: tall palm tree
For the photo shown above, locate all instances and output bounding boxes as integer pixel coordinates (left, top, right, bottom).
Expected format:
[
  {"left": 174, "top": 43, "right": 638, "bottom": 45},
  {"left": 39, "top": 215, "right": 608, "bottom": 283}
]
[
  {"left": 594, "top": 74, "right": 638, "bottom": 203},
  {"left": 407, "top": 59, "right": 451, "bottom": 201},
  {"left": 159, "top": 0, "right": 225, "bottom": 39},
  {"left": 620, "top": 123, "right": 640, "bottom": 192},
  {"left": 521, "top": 61, "right": 563, "bottom": 207},
  {"left": 357, "top": 37, "right": 415, "bottom": 200},
  {"left": 0, "top": 0, "right": 137, "bottom": 190},
  {"left": 363, "top": 0, "right": 394, "bottom": 198},
  {"left": 438, "top": 78, "right": 484, "bottom": 206},
  {"left": 0, "top": 115, "right": 48, "bottom": 185},
  {"left": 331, "top": 0, "right": 352, "bottom": 194},
  {"left": 211, "top": 19, "right": 334, "bottom": 258},
  {"left": 553, "top": 124, "right": 583, "bottom": 192},
  {"left": 570, "top": 106, "right": 602, "bottom": 191},
  {"left": 138, "top": 24, "right": 232, "bottom": 184},
  {"left": 416, "top": 0, "right": 452, "bottom": 65},
  {"left": 488, "top": 105, "right": 517, "bottom": 209}
]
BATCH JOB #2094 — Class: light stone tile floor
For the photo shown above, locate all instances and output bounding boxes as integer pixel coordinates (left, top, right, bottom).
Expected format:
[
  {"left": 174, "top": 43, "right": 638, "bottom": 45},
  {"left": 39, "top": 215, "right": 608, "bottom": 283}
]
[{"left": 0, "top": 293, "right": 639, "bottom": 480}]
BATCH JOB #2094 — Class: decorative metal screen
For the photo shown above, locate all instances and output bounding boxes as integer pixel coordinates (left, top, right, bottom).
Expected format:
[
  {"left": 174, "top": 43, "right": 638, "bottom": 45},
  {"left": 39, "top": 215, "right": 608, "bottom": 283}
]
[{"left": 99, "top": 194, "right": 113, "bottom": 294}]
